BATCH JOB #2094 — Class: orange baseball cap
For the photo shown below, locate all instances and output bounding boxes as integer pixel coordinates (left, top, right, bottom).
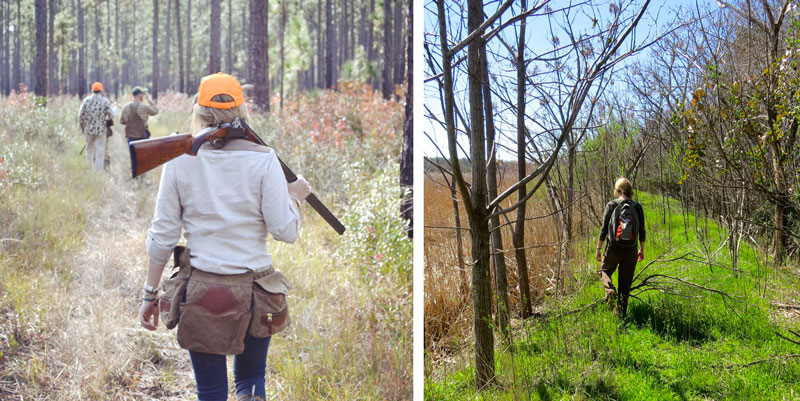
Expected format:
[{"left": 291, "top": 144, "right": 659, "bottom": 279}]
[
  {"left": 197, "top": 73, "right": 244, "bottom": 109},
  {"left": 91, "top": 82, "right": 103, "bottom": 92}
]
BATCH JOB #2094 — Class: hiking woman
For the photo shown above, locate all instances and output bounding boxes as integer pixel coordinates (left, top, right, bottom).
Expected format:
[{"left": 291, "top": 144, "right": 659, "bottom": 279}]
[
  {"left": 595, "top": 177, "right": 645, "bottom": 318},
  {"left": 138, "top": 72, "right": 311, "bottom": 401}
]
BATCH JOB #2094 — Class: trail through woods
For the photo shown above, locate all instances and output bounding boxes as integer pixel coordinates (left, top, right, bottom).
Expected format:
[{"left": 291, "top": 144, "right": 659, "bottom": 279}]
[
  {"left": 37, "top": 132, "right": 197, "bottom": 399},
  {"left": 0, "top": 91, "right": 412, "bottom": 400}
]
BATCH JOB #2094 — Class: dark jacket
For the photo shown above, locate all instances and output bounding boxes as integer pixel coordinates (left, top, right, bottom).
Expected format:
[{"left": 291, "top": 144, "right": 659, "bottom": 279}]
[{"left": 599, "top": 199, "right": 646, "bottom": 245}]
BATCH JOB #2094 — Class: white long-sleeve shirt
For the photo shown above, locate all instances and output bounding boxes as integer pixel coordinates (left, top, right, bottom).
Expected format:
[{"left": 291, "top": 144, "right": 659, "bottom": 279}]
[{"left": 146, "top": 137, "right": 300, "bottom": 275}]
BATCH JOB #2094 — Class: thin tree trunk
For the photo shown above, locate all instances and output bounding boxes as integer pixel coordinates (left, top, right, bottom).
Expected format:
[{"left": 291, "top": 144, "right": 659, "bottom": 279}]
[
  {"left": 359, "top": 1, "right": 366, "bottom": 53},
  {"left": 48, "top": 0, "right": 57, "bottom": 94},
  {"left": 399, "top": 0, "right": 412, "bottom": 236},
  {"left": 381, "top": 0, "right": 391, "bottom": 97},
  {"left": 241, "top": 1, "right": 246, "bottom": 78},
  {"left": 114, "top": 0, "right": 119, "bottom": 95},
  {"left": 393, "top": 0, "right": 403, "bottom": 86},
  {"left": 186, "top": 0, "right": 192, "bottom": 91},
  {"left": 226, "top": 0, "right": 232, "bottom": 73},
  {"left": 122, "top": 9, "right": 129, "bottom": 89},
  {"left": 175, "top": 0, "right": 184, "bottom": 93},
  {"left": 467, "top": 0, "right": 494, "bottom": 388},
  {"left": 209, "top": 0, "right": 221, "bottom": 74},
  {"left": 164, "top": 0, "right": 171, "bottom": 90},
  {"left": 316, "top": 0, "right": 322, "bottom": 88},
  {"left": 249, "top": 0, "right": 270, "bottom": 110},
  {"left": 482, "top": 43, "right": 510, "bottom": 339},
  {"left": 279, "top": 0, "right": 285, "bottom": 108},
  {"left": 1, "top": 0, "right": 6, "bottom": 94},
  {"left": 93, "top": 2, "right": 99, "bottom": 81},
  {"left": 152, "top": 0, "right": 158, "bottom": 97},
  {"left": 76, "top": 0, "right": 84, "bottom": 96},
  {"left": 367, "top": 0, "right": 374, "bottom": 65},
  {"left": 512, "top": 0, "right": 533, "bottom": 318},
  {"left": 34, "top": 0, "right": 47, "bottom": 95},
  {"left": 325, "top": 0, "right": 333, "bottom": 88}
]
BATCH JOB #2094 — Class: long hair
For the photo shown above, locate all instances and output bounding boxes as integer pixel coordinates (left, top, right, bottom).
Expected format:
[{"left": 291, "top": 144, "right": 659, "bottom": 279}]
[
  {"left": 190, "top": 94, "right": 249, "bottom": 134},
  {"left": 614, "top": 177, "right": 633, "bottom": 198}
]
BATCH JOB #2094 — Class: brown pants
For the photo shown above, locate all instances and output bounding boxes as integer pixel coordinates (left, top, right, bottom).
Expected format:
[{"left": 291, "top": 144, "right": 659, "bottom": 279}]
[{"left": 599, "top": 245, "right": 638, "bottom": 317}]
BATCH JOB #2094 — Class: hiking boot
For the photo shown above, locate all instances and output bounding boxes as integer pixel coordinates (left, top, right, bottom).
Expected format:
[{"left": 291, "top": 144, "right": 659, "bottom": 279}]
[{"left": 606, "top": 290, "right": 617, "bottom": 312}]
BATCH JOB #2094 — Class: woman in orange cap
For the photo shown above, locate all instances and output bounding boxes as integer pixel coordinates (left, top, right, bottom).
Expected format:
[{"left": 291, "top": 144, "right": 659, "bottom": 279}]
[{"left": 138, "top": 73, "right": 311, "bottom": 401}]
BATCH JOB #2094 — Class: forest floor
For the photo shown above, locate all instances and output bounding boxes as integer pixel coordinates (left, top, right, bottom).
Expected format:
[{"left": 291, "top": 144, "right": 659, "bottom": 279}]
[
  {"left": 0, "top": 89, "right": 411, "bottom": 400},
  {"left": 425, "top": 185, "right": 800, "bottom": 400}
]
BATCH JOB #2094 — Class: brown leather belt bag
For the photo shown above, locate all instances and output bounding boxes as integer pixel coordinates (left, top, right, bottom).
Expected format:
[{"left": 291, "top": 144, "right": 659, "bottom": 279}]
[{"left": 159, "top": 246, "right": 292, "bottom": 355}]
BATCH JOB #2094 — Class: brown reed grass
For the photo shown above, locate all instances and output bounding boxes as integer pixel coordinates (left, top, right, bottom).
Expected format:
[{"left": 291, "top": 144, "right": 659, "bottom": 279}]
[{"left": 424, "top": 167, "right": 564, "bottom": 360}]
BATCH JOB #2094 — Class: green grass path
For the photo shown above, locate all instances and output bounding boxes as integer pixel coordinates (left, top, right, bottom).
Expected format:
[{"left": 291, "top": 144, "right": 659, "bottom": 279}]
[{"left": 426, "top": 193, "right": 800, "bottom": 401}]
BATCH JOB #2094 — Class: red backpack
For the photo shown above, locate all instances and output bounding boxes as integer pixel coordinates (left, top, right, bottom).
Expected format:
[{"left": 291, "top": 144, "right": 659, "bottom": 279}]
[{"left": 608, "top": 199, "right": 639, "bottom": 249}]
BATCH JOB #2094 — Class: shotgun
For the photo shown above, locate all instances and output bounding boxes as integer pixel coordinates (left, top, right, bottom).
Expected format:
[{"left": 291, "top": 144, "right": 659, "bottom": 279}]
[{"left": 129, "top": 118, "right": 345, "bottom": 235}]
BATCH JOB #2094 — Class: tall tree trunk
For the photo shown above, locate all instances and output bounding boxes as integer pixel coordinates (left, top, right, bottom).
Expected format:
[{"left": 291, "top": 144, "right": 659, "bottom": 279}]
[
  {"left": 481, "top": 43, "right": 510, "bottom": 339},
  {"left": 367, "top": 0, "right": 374, "bottom": 65},
  {"left": 175, "top": 0, "right": 184, "bottom": 93},
  {"left": 13, "top": 0, "right": 20, "bottom": 91},
  {"left": 279, "top": 0, "right": 285, "bottom": 108},
  {"left": 359, "top": 1, "right": 366, "bottom": 54},
  {"left": 316, "top": 0, "right": 323, "bottom": 88},
  {"left": 381, "top": 0, "right": 391, "bottom": 97},
  {"left": 122, "top": 9, "right": 129, "bottom": 89},
  {"left": 240, "top": 1, "right": 246, "bottom": 78},
  {"left": 393, "top": 0, "right": 402, "bottom": 86},
  {"left": 48, "top": 0, "right": 57, "bottom": 94},
  {"left": 325, "top": 0, "right": 333, "bottom": 88},
  {"left": 248, "top": 0, "right": 270, "bottom": 110},
  {"left": 186, "top": 0, "right": 191, "bottom": 92},
  {"left": 437, "top": 3, "right": 494, "bottom": 386},
  {"left": 93, "top": 2, "right": 99, "bottom": 81},
  {"left": 399, "top": 0, "right": 412, "bottom": 236},
  {"left": 152, "top": 0, "right": 158, "bottom": 97},
  {"left": 164, "top": 0, "right": 171, "bottom": 90},
  {"left": 1, "top": 0, "right": 6, "bottom": 94},
  {"left": 467, "top": 0, "right": 494, "bottom": 388},
  {"left": 106, "top": 0, "right": 110, "bottom": 89},
  {"left": 226, "top": 0, "right": 232, "bottom": 73},
  {"left": 34, "top": 0, "right": 47, "bottom": 95},
  {"left": 76, "top": 0, "right": 84, "bottom": 96},
  {"left": 209, "top": 0, "right": 221, "bottom": 74},
  {"left": 512, "top": 0, "right": 533, "bottom": 318},
  {"left": 114, "top": 0, "right": 119, "bottom": 95}
]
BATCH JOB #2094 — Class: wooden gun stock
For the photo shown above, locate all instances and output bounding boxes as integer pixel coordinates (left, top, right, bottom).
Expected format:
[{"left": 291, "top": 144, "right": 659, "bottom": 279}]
[
  {"left": 128, "top": 120, "right": 345, "bottom": 235},
  {"left": 129, "top": 134, "right": 194, "bottom": 178}
]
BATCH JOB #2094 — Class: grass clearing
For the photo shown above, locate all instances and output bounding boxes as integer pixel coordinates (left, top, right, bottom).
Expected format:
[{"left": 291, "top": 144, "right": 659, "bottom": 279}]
[{"left": 425, "top": 190, "right": 800, "bottom": 400}]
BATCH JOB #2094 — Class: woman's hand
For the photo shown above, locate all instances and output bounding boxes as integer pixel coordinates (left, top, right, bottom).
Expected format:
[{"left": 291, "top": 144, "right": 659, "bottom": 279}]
[
  {"left": 595, "top": 249, "right": 602, "bottom": 263},
  {"left": 637, "top": 250, "right": 644, "bottom": 262},
  {"left": 287, "top": 175, "right": 312, "bottom": 202},
  {"left": 140, "top": 299, "right": 159, "bottom": 331}
]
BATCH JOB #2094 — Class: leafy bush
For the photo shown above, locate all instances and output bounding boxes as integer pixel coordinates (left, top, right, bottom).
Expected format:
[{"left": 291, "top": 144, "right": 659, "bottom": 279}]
[{"left": 336, "top": 161, "right": 412, "bottom": 279}]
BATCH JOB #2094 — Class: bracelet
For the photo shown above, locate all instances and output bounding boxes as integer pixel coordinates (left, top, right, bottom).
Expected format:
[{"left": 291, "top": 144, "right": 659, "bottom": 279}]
[
  {"left": 596, "top": 247, "right": 602, "bottom": 250},
  {"left": 142, "top": 295, "right": 157, "bottom": 303}
]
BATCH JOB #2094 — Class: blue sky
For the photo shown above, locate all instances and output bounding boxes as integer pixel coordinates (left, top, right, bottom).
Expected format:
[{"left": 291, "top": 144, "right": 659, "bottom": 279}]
[{"left": 422, "top": 0, "right": 717, "bottom": 160}]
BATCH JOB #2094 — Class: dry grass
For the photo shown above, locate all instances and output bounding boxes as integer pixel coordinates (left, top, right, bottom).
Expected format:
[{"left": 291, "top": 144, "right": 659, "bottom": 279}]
[
  {"left": 424, "top": 168, "right": 568, "bottom": 364},
  {"left": 0, "top": 94, "right": 410, "bottom": 400}
]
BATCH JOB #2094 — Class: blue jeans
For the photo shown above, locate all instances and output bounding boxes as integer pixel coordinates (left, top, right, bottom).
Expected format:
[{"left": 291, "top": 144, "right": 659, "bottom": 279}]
[
  {"left": 126, "top": 130, "right": 150, "bottom": 144},
  {"left": 189, "top": 334, "right": 271, "bottom": 401}
]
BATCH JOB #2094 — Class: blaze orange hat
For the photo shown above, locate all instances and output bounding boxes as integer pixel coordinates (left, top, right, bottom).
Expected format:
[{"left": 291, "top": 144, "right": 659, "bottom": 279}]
[
  {"left": 197, "top": 73, "right": 244, "bottom": 109},
  {"left": 91, "top": 82, "right": 103, "bottom": 92}
]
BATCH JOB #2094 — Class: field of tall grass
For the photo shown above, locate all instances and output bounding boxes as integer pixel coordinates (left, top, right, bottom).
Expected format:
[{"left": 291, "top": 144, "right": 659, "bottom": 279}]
[
  {"left": 425, "top": 181, "right": 800, "bottom": 399},
  {"left": 0, "top": 83, "right": 411, "bottom": 400}
]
